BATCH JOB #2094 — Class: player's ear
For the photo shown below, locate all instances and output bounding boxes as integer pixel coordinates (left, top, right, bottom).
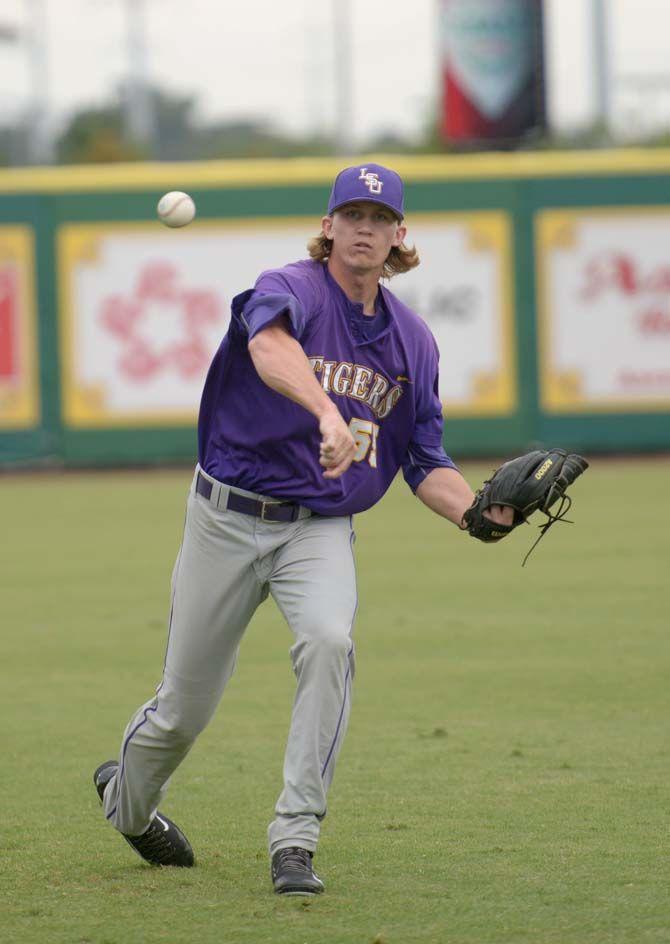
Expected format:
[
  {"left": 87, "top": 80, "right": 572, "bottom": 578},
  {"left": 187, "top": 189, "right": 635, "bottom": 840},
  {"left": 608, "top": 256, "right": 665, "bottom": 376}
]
[
  {"left": 321, "top": 215, "right": 334, "bottom": 239},
  {"left": 392, "top": 222, "right": 407, "bottom": 247}
]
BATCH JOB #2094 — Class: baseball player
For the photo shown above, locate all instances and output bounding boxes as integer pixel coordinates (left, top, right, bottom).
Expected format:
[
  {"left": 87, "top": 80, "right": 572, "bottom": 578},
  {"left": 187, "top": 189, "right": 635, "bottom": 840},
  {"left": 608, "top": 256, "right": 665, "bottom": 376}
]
[{"left": 94, "top": 163, "right": 513, "bottom": 895}]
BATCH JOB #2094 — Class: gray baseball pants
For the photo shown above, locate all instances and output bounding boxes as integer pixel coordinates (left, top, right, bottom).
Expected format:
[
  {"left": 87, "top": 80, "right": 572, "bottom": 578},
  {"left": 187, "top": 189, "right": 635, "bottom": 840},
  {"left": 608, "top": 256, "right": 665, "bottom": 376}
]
[{"left": 101, "top": 466, "right": 357, "bottom": 855}]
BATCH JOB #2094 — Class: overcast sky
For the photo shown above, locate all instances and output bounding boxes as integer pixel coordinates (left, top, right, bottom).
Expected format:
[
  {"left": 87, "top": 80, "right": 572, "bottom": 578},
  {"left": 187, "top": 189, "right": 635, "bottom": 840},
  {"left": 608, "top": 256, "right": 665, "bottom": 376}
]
[{"left": 1, "top": 0, "right": 670, "bottom": 145}]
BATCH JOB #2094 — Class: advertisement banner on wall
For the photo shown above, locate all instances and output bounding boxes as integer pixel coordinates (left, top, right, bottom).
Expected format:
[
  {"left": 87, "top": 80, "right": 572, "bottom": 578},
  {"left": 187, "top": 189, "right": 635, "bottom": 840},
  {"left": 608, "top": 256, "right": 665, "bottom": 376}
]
[
  {"left": 0, "top": 226, "right": 39, "bottom": 429},
  {"left": 58, "top": 214, "right": 516, "bottom": 428},
  {"left": 57, "top": 221, "right": 310, "bottom": 427},
  {"left": 394, "top": 212, "right": 516, "bottom": 416},
  {"left": 536, "top": 209, "right": 670, "bottom": 413}
]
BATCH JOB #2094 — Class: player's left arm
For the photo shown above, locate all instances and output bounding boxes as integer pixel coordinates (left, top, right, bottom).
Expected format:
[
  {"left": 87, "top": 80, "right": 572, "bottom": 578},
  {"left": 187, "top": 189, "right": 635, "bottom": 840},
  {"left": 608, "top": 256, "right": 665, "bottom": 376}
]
[
  {"left": 406, "top": 338, "right": 512, "bottom": 529},
  {"left": 416, "top": 467, "right": 513, "bottom": 529}
]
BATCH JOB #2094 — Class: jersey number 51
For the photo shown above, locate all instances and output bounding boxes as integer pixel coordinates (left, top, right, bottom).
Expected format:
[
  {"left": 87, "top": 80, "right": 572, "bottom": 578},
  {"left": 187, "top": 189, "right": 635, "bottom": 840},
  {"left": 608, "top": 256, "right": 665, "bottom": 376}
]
[{"left": 349, "top": 418, "right": 379, "bottom": 468}]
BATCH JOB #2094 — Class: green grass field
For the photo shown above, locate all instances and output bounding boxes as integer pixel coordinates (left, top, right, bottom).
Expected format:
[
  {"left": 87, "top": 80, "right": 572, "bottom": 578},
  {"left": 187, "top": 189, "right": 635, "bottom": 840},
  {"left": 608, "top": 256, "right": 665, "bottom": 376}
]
[{"left": 1, "top": 459, "right": 668, "bottom": 944}]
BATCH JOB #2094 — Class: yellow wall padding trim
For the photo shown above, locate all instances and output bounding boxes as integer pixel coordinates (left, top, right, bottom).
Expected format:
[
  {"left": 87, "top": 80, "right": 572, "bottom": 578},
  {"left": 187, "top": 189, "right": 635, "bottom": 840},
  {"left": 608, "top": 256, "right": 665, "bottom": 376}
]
[{"left": 2, "top": 149, "right": 670, "bottom": 194}]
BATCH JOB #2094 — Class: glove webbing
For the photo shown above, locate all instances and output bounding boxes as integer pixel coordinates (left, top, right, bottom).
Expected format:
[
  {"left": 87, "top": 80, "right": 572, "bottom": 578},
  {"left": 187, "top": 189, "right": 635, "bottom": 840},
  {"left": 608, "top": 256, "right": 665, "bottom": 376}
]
[{"left": 521, "top": 493, "right": 573, "bottom": 567}]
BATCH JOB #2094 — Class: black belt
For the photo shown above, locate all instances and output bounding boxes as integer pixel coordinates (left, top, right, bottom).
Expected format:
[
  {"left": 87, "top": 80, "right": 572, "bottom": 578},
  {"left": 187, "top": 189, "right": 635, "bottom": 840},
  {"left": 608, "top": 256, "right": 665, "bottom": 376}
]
[{"left": 196, "top": 472, "right": 306, "bottom": 523}]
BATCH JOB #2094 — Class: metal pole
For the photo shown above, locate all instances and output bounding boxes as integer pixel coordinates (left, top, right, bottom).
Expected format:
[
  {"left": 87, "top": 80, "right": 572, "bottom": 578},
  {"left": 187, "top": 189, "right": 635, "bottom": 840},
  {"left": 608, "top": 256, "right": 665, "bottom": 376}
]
[
  {"left": 25, "top": 0, "right": 53, "bottom": 164},
  {"left": 123, "top": 0, "right": 156, "bottom": 151},
  {"left": 592, "top": 0, "right": 611, "bottom": 133},
  {"left": 0, "top": 23, "right": 21, "bottom": 43},
  {"left": 332, "top": 0, "right": 353, "bottom": 155}
]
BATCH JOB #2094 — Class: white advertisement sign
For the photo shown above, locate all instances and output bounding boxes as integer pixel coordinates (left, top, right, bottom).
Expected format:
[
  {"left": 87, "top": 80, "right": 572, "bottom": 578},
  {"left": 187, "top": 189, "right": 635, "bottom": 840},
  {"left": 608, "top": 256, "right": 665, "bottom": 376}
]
[
  {"left": 59, "top": 214, "right": 515, "bottom": 427},
  {"left": 537, "top": 210, "right": 670, "bottom": 412},
  {"left": 394, "top": 212, "right": 516, "bottom": 415},
  {"left": 58, "top": 221, "right": 309, "bottom": 426}
]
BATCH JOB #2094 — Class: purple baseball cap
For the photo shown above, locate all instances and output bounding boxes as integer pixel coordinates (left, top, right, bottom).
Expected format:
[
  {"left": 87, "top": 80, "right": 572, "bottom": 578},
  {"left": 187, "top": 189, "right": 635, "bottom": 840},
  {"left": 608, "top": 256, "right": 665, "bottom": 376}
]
[{"left": 327, "top": 163, "right": 405, "bottom": 220}]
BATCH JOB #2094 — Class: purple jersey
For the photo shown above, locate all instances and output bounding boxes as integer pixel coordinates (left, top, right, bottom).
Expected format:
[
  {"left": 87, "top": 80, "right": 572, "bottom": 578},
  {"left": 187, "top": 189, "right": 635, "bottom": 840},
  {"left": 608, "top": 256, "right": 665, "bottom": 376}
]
[{"left": 198, "top": 259, "right": 456, "bottom": 516}]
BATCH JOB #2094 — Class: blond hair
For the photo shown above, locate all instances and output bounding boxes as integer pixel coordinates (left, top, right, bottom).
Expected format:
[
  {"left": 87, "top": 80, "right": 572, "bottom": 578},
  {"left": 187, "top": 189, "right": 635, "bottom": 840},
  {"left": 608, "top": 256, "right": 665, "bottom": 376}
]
[{"left": 307, "top": 230, "right": 420, "bottom": 279}]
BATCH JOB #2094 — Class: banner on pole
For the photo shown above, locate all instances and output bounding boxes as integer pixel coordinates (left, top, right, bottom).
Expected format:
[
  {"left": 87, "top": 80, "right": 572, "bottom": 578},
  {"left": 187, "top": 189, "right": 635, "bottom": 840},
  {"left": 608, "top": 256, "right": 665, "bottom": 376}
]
[{"left": 439, "top": 0, "right": 546, "bottom": 144}]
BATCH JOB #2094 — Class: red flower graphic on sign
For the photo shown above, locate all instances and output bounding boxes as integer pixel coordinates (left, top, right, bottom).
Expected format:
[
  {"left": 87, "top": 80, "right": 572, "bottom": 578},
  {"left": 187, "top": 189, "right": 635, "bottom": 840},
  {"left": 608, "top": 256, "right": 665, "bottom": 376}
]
[{"left": 99, "top": 262, "right": 222, "bottom": 382}]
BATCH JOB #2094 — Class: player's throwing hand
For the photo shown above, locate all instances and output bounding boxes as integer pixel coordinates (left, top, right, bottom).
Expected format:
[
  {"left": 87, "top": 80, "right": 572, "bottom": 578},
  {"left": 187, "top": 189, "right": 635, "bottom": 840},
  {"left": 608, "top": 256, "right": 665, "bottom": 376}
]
[{"left": 318, "top": 407, "right": 356, "bottom": 479}]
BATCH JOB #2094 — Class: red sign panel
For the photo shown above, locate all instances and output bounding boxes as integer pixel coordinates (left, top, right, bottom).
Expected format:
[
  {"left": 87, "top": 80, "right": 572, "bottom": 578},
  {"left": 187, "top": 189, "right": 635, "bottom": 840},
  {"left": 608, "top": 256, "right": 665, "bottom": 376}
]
[{"left": 0, "top": 267, "right": 17, "bottom": 380}]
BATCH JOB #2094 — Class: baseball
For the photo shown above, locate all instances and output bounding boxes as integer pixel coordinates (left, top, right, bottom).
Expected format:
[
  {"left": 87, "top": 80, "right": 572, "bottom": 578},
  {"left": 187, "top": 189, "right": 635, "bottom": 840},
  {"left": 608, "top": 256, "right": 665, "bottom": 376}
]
[{"left": 157, "top": 191, "right": 196, "bottom": 228}]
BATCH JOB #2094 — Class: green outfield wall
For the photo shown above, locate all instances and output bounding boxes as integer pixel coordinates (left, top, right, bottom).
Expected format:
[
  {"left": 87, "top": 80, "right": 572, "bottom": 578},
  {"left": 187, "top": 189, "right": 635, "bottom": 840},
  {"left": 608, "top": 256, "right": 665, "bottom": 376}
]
[{"left": 1, "top": 150, "right": 670, "bottom": 468}]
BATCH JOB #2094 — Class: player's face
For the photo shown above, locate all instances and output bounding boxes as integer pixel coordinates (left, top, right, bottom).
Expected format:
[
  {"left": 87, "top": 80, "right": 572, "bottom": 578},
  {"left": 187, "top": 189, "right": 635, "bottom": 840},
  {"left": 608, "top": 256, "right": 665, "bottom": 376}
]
[{"left": 322, "top": 202, "right": 407, "bottom": 274}]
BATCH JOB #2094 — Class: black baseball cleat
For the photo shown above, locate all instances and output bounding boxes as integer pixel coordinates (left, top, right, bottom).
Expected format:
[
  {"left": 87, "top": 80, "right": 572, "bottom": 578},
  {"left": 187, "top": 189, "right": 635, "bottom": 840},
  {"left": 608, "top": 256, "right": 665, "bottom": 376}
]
[
  {"left": 271, "top": 846, "right": 324, "bottom": 895},
  {"left": 93, "top": 760, "right": 194, "bottom": 868}
]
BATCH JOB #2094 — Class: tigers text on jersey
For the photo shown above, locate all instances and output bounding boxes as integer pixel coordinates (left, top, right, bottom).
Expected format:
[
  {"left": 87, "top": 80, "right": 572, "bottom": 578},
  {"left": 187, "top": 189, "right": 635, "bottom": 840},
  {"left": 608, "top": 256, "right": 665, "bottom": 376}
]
[{"left": 198, "top": 259, "right": 455, "bottom": 516}]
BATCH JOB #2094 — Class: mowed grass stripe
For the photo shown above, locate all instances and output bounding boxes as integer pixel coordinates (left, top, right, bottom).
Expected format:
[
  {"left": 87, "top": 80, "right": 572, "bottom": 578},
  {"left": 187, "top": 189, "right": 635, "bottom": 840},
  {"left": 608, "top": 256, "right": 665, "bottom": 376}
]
[{"left": 0, "top": 459, "right": 667, "bottom": 944}]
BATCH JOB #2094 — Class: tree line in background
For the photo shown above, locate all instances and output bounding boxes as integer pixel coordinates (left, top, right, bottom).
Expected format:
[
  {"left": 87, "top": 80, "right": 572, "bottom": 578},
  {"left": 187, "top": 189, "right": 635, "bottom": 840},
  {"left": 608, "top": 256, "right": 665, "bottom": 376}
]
[
  {"left": 2, "top": 84, "right": 670, "bottom": 166},
  {"left": 1, "top": 85, "right": 438, "bottom": 165}
]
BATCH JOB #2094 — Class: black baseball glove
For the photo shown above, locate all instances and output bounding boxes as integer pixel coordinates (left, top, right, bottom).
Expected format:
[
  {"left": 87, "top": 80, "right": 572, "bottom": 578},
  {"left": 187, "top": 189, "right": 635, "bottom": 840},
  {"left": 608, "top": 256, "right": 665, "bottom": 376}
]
[{"left": 462, "top": 449, "right": 589, "bottom": 563}]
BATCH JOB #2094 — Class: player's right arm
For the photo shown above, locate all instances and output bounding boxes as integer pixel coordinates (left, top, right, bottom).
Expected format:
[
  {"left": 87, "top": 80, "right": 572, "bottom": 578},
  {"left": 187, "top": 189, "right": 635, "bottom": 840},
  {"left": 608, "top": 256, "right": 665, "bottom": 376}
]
[{"left": 248, "top": 316, "right": 356, "bottom": 479}]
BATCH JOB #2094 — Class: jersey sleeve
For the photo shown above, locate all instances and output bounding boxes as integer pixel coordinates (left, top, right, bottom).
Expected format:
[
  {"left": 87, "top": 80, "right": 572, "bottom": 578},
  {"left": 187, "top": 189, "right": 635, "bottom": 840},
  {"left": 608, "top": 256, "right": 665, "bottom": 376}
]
[
  {"left": 401, "top": 337, "right": 458, "bottom": 493},
  {"left": 229, "top": 265, "right": 321, "bottom": 343},
  {"left": 233, "top": 290, "right": 309, "bottom": 341}
]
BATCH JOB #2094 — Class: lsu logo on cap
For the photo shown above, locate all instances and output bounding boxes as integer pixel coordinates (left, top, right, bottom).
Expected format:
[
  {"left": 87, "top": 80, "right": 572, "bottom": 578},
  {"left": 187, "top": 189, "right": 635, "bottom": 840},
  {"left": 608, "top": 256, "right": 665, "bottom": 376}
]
[{"left": 358, "top": 167, "right": 383, "bottom": 194}]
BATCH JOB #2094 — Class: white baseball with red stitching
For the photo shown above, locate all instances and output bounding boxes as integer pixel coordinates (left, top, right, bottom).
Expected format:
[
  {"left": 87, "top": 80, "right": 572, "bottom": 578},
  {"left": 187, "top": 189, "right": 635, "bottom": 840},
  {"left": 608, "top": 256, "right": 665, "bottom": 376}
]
[{"left": 157, "top": 191, "right": 196, "bottom": 228}]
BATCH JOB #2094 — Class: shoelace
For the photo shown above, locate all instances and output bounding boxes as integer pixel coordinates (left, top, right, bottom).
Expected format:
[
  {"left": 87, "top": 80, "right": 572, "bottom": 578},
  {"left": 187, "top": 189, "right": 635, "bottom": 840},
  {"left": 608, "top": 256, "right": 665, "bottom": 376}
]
[
  {"left": 275, "top": 847, "right": 312, "bottom": 873},
  {"left": 133, "top": 822, "right": 178, "bottom": 864},
  {"left": 522, "top": 492, "right": 574, "bottom": 567}
]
